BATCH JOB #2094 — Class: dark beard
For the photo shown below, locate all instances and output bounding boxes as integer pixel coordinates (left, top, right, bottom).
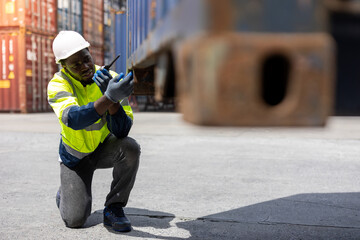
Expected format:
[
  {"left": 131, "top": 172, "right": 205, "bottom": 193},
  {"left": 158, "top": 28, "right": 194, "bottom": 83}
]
[
  {"left": 80, "top": 80, "right": 94, "bottom": 87},
  {"left": 64, "top": 68, "right": 94, "bottom": 87}
]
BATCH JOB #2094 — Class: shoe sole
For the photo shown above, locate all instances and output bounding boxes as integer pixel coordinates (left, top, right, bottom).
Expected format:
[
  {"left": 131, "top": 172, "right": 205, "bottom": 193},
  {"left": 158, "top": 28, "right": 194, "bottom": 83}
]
[{"left": 104, "top": 221, "right": 132, "bottom": 232}]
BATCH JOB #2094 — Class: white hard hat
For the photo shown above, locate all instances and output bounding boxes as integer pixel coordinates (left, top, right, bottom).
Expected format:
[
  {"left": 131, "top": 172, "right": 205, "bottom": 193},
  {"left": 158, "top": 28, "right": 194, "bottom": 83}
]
[{"left": 52, "top": 31, "right": 90, "bottom": 64}]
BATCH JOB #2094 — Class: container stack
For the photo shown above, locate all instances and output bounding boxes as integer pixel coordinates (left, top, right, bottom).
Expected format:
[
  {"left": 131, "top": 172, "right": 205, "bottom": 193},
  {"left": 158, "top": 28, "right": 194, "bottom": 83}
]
[
  {"left": 0, "top": 0, "right": 108, "bottom": 113},
  {"left": 0, "top": 0, "right": 57, "bottom": 113}
]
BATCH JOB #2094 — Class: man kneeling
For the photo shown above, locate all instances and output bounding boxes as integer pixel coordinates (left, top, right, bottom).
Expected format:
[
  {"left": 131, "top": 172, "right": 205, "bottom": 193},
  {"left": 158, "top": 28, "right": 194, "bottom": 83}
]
[{"left": 47, "top": 31, "right": 140, "bottom": 232}]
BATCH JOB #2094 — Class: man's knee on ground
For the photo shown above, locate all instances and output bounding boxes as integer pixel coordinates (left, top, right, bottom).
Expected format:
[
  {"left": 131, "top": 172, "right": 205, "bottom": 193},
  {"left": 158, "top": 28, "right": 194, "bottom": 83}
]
[
  {"left": 63, "top": 211, "right": 90, "bottom": 228},
  {"left": 61, "top": 200, "right": 91, "bottom": 228}
]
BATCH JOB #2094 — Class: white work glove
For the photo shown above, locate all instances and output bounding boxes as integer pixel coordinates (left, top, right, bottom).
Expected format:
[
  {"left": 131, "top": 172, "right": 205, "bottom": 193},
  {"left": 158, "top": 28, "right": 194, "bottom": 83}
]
[
  {"left": 104, "top": 72, "right": 134, "bottom": 102},
  {"left": 93, "top": 69, "right": 125, "bottom": 94}
]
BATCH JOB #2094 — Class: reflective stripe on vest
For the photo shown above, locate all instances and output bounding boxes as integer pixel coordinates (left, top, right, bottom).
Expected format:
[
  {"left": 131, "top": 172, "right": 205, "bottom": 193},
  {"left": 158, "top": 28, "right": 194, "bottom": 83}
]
[
  {"left": 62, "top": 139, "right": 91, "bottom": 159},
  {"left": 61, "top": 105, "right": 107, "bottom": 130}
]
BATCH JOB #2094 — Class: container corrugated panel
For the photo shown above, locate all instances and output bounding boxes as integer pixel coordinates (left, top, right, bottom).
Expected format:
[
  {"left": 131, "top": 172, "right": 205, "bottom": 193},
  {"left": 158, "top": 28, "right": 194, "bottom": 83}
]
[
  {"left": 0, "top": 0, "right": 57, "bottom": 34},
  {"left": 155, "top": 0, "right": 180, "bottom": 23},
  {"left": 127, "top": 0, "right": 133, "bottom": 54},
  {"left": 57, "top": 0, "right": 83, "bottom": 33},
  {"left": 25, "top": 32, "right": 55, "bottom": 112},
  {"left": 231, "top": 0, "right": 327, "bottom": 32},
  {"left": 103, "top": 0, "right": 121, "bottom": 69},
  {"left": 89, "top": 45, "right": 104, "bottom": 66},
  {"left": 146, "top": 0, "right": 179, "bottom": 32},
  {"left": 115, "top": 12, "right": 127, "bottom": 74},
  {"left": 127, "top": 0, "right": 209, "bottom": 68},
  {"left": 148, "top": 0, "right": 156, "bottom": 31},
  {"left": 124, "top": 0, "right": 181, "bottom": 59},
  {"left": 0, "top": 31, "right": 20, "bottom": 111},
  {"left": 83, "top": 0, "right": 104, "bottom": 47},
  {"left": 104, "top": 24, "right": 115, "bottom": 67},
  {"left": 0, "top": 30, "right": 56, "bottom": 112},
  {"left": 128, "top": 0, "right": 150, "bottom": 55}
]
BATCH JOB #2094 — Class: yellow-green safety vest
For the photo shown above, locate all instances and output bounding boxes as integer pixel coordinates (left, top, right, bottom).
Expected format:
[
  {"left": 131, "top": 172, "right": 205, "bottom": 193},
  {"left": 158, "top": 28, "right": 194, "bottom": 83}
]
[{"left": 47, "top": 65, "right": 133, "bottom": 159}]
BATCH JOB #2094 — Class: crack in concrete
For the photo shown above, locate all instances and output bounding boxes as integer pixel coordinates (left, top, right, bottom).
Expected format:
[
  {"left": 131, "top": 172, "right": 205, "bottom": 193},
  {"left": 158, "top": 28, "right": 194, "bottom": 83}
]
[
  {"left": 127, "top": 213, "right": 360, "bottom": 230},
  {"left": 281, "top": 198, "right": 360, "bottom": 212},
  {"left": 260, "top": 220, "right": 360, "bottom": 230}
]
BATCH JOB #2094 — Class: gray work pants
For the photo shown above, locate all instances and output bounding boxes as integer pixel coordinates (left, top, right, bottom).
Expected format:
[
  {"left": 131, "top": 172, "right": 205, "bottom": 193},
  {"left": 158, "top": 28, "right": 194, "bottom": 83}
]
[{"left": 58, "top": 135, "right": 140, "bottom": 228}]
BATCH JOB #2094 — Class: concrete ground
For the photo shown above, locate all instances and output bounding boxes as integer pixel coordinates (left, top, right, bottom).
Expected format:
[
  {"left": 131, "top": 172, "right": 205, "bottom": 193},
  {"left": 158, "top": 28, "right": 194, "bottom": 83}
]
[{"left": 0, "top": 112, "right": 360, "bottom": 239}]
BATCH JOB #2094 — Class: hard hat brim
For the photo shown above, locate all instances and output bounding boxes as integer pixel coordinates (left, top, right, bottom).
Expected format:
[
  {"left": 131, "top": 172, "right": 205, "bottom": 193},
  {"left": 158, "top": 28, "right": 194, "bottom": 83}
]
[{"left": 55, "top": 41, "right": 90, "bottom": 64}]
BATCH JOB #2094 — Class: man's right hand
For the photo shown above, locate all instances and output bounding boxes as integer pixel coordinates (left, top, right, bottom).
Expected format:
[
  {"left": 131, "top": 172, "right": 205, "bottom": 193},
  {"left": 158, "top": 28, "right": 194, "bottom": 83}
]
[
  {"left": 93, "top": 68, "right": 113, "bottom": 94},
  {"left": 104, "top": 72, "right": 134, "bottom": 103}
]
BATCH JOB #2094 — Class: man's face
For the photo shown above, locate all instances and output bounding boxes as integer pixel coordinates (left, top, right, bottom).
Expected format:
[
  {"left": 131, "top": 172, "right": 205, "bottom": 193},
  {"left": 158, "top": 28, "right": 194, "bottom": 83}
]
[{"left": 62, "top": 48, "right": 95, "bottom": 84}]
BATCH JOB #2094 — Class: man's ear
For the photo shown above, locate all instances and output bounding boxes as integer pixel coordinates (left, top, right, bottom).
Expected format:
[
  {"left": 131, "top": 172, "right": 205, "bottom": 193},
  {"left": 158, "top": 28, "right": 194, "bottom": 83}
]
[{"left": 60, "top": 60, "right": 67, "bottom": 71}]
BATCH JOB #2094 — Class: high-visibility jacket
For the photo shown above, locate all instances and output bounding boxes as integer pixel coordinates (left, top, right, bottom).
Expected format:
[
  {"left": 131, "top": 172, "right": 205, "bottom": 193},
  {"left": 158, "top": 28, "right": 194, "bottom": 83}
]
[{"left": 47, "top": 65, "right": 133, "bottom": 167}]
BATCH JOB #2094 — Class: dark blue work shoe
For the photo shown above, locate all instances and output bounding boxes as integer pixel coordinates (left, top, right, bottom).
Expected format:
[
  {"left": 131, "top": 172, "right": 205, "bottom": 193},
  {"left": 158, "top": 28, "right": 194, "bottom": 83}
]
[
  {"left": 103, "top": 204, "right": 131, "bottom": 232},
  {"left": 56, "top": 190, "right": 60, "bottom": 208}
]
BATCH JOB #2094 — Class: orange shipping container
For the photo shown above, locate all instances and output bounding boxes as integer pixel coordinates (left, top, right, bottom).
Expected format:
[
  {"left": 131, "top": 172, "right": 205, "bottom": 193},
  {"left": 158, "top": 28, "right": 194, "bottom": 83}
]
[
  {"left": 83, "top": 0, "right": 104, "bottom": 48},
  {"left": 0, "top": 0, "right": 56, "bottom": 34},
  {"left": 0, "top": 30, "right": 56, "bottom": 112}
]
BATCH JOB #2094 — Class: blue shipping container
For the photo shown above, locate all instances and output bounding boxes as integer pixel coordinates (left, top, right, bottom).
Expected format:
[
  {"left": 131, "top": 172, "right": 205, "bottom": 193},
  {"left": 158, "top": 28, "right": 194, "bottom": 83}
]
[
  {"left": 126, "top": 0, "right": 327, "bottom": 70},
  {"left": 115, "top": 12, "right": 127, "bottom": 75},
  {"left": 233, "top": 0, "right": 326, "bottom": 32}
]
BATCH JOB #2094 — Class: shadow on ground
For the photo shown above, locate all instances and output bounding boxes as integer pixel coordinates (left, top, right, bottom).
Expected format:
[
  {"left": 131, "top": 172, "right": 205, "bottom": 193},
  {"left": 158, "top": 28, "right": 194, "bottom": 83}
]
[
  {"left": 84, "top": 193, "right": 360, "bottom": 240},
  {"left": 176, "top": 192, "right": 360, "bottom": 239},
  {"left": 86, "top": 193, "right": 360, "bottom": 239}
]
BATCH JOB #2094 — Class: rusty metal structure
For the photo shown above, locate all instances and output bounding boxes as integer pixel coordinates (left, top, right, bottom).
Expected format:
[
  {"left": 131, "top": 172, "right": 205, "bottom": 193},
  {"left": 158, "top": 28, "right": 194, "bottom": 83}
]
[{"left": 126, "top": 0, "right": 336, "bottom": 126}]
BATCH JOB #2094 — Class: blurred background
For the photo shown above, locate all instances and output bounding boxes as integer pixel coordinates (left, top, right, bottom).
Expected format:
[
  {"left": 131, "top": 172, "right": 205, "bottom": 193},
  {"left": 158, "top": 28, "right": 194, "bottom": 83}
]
[{"left": 0, "top": 0, "right": 360, "bottom": 126}]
